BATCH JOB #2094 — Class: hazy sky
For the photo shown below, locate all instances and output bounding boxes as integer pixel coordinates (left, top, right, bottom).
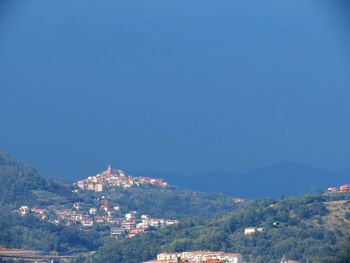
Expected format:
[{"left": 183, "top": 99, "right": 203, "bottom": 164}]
[{"left": 1, "top": 0, "right": 350, "bottom": 181}]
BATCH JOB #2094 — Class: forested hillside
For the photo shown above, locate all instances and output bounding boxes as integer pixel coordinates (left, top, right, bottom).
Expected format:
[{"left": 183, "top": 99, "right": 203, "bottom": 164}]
[
  {"left": 75, "top": 192, "right": 350, "bottom": 263},
  {"left": 102, "top": 185, "right": 239, "bottom": 219},
  {"left": 0, "top": 151, "right": 76, "bottom": 208},
  {"left": 0, "top": 151, "right": 241, "bottom": 253}
]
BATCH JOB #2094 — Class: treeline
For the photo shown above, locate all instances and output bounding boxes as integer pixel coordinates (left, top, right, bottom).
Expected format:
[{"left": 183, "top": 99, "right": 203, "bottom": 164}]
[
  {"left": 104, "top": 184, "right": 241, "bottom": 219},
  {"left": 74, "top": 193, "right": 350, "bottom": 263},
  {"left": 0, "top": 151, "right": 77, "bottom": 208}
]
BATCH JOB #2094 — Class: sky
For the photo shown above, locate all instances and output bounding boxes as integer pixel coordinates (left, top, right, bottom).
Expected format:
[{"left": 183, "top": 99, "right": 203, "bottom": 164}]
[{"left": 0, "top": 0, "right": 350, "bottom": 181}]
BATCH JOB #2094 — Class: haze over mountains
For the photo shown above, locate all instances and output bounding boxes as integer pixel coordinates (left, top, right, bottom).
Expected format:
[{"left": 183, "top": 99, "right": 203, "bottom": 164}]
[
  {"left": 2, "top": 148, "right": 348, "bottom": 199},
  {"left": 131, "top": 162, "right": 350, "bottom": 199}
]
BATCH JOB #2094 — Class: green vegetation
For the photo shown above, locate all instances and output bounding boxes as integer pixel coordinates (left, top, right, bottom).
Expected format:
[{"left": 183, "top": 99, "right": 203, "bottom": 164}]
[
  {"left": 103, "top": 185, "right": 239, "bottom": 219},
  {"left": 0, "top": 151, "right": 241, "bottom": 253},
  {"left": 0, "top": 204, "right": 104, "bottom": 252},
  {"left": 2, "top": 150, "right": 349, "bottom": 262},
  {"left": 75, "top": 193, "right": 350, "bottom": 263},
  {"left": 0, "top": 151, "right": 76, "bottom": 208}
]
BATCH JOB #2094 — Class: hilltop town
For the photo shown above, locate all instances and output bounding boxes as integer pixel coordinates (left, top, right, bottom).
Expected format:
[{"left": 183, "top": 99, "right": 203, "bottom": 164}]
[{"left": 74, "top": 165, "right": 167, "bottom": 192}]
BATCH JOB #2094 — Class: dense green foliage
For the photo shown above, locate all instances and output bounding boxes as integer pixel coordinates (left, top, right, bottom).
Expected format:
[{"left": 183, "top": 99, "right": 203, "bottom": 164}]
[
  {"left": 0, "top": 151, "right": 241, "bottom": 254},
  {"left": 0, "top": 205, "right": 104, "bottom": 252},
  {"left": 104, "top": 185, "right": 239, "bottom": 219},
  {"left": 75, "top": 193, "right": 350, "bottom": 263},
  {"left": 0, "top": 151, "right": 76, "bottom": 208}
]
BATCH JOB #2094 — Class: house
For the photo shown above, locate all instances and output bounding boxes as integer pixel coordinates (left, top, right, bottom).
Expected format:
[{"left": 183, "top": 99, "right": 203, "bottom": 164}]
[
  {"left": 77, "top": 180, "right": 85, "bottom": 189},
  {"left": 106, "top": 216, "right": 115, "bottom": 223},
  {"left": 222, "top": 253, "right": 242, "bottom": 263},
  {"left": 87, "top": 182, "right": 95, "bottom": 190},
  {"left": 165, "top": 220, "right": 178, "bottom": 226},
  {"left": 244, "top": 227, "right": 256, "bottom": 235},
  {"left": 156, "top": 178, "right": 164, "bottom": 185},
  {"left": 89, "top": 208, "right": 97, "bottom": 214},
  {"left": 244, "top": 227, "right": 264, "bottom": 235},
  {"left": 19, "top": 206, "right": 29, "bottom": 216},
  {"left": 151, "top": 219, "right": 165, "bottom": 228},
  {"left": 125, "top": 212, "right": 136, "bottom": 221},
  {"left": 327, "top": 187, "right": 338, "bottom": 192},
  {"left": 101, "top": 205, "right": 109, "bottom": 212},
  {"left": 340, "top": 184, "right": 350, "bottom": 192},
  {"left": 95, "top": 216, "right": 105, "bottom": 223},
  {"left": 95, "top": 183, "right": 103, "bottom": 192},
  {"left": 143, "top": 218, "right": 152, "bottom": 226},
  {"left": 82, "top": 218, "right": 93, "bottom": 227},
  {"left": 110, "top": 227, "right": 125, "bottom": 238},
  {"left": 281, "top": 255, "right": 299, "bottom": 263},
  {"left": 122, "top": 221, "right": 136, "bottom": 230},
  {"left": 73, "top": 202, "right": 82, "bottom": 209}
]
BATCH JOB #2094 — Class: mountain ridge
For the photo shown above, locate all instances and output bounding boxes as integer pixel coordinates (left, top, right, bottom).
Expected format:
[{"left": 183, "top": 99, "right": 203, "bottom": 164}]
[{"left": 131, "top": 162, "right": 350, "bottom": 199}]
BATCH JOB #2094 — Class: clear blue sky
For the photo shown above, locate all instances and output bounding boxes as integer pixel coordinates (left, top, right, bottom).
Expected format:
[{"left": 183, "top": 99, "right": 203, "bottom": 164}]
[{"left": 1, "top": 0, "right": 350, "bottom": 181}]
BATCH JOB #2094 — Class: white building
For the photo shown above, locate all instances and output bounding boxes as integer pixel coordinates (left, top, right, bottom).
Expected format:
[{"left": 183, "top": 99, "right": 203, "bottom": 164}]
[
  {"left": 244, "top": 227, "right": 256, "bottom": 235},
  {"left": 19, "top": 206, "right": 29, "bottom": 216},
  {"left": 95, "top": 183, "right": 103, "bottom": 192},
  {"left": 157, "top": 251, "right": 243, "bottom": 263}
]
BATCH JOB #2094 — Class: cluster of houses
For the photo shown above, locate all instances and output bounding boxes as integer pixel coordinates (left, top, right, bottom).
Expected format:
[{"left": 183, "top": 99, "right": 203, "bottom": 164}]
[
  {"left": 18, "top": 199, "right": 178, "bottom": 239},
  {"left": 17, "top": 165, "right": 177, "bottom": 240},
  {"left": 142, "top": 252, "right": 300, "bottom": 263},
  {"left": 143, "top": 251, "right": 243, "bottom": 263},
  {"left": 327, "top": 184, "right": 350, "bottom": 193},
  {"left": 109, "top": 212, "right": 178, "bottom": 238},
  {"left": 75, "top": 165, "right": 167, "bottom": 192},
  {"left": 19, "top": 206, "right": 46, "bottom": 219}
]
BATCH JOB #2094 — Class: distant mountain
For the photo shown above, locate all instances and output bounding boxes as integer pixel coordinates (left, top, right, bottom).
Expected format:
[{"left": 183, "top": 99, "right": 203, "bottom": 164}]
[{"left": 132, "top": 162, "right": 350, "bottom": 199}]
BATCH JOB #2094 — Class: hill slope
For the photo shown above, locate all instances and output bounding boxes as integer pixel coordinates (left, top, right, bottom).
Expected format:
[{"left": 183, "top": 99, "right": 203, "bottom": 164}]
[
  {"left": 0, "top": 151, "right": 76, "bottom": 207},
  {"left": 75, "top": 192, "right": 350, "bottom": 263},
  {"left": 0, "top": 151, "right": 243, "bottom": 253}
]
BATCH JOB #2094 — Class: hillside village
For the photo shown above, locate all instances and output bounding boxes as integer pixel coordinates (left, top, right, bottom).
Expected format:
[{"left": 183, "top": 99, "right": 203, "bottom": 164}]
[
  {"left": 15, "top": 162, "right": 350, "bottom": 241},
  {"left": 17, "top": 165, "right": 177, "bottom": 239},
  {"left": 12, "top": 163, "right": 350, "bottom": 262}
]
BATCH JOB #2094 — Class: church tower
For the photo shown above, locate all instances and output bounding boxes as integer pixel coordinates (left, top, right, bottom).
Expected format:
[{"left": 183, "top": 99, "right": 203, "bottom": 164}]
[{"left": 107, "top": 164, "right": 111, "bottom": 175}]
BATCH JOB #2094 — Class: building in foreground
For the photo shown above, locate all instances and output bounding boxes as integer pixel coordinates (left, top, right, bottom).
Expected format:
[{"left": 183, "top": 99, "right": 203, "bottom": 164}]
[{"left": 144, "top": 251, "right": 243, "bottom": 263}]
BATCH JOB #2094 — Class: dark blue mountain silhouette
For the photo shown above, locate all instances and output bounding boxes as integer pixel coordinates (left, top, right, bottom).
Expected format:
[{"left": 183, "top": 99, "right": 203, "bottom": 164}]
[{"left": 131, "top": 162, "right": 350, "bottom": 199}]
